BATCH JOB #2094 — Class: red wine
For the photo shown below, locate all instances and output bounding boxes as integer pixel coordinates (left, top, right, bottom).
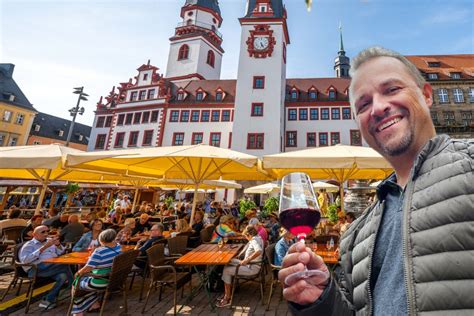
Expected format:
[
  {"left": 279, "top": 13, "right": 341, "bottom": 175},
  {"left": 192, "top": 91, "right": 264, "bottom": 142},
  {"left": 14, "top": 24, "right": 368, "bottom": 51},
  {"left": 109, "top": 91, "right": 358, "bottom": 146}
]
[{"left": 280, "top": 208, "right": 321, "bottom": 238}]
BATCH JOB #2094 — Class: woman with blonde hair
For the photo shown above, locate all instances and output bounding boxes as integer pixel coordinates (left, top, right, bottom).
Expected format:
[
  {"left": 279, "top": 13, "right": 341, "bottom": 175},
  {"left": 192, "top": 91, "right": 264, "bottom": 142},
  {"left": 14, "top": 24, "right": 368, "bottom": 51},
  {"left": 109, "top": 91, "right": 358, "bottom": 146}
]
[
  {"left": 115, "top": 217, "right": 135, "bottom": 244},
  {"left": 176, "top": 218, "right": 190, "bottom": 233}
]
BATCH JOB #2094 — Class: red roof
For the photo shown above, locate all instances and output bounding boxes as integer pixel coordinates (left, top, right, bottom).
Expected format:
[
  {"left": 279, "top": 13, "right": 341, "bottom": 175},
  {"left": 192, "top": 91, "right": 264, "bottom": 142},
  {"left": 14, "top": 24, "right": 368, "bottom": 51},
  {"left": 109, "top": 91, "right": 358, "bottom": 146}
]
[{"left": 406, "top": 54, "right": 474, "bottom": 80}]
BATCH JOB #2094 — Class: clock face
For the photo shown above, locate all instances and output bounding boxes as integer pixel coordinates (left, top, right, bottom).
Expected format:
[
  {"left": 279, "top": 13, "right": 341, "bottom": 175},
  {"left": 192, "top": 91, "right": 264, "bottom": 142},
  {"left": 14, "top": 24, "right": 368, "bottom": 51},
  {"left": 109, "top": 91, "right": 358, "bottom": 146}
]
[{"left": 253, "top": 37, "right": 269, "bottom": 51}]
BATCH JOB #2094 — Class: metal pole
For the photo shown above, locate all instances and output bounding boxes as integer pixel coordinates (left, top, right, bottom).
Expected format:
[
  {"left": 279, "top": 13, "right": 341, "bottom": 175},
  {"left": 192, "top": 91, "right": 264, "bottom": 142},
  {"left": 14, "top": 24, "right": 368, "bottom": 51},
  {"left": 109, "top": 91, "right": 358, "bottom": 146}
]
[{"left": 66, "top": 86, "right": 87, "bottom": 147}]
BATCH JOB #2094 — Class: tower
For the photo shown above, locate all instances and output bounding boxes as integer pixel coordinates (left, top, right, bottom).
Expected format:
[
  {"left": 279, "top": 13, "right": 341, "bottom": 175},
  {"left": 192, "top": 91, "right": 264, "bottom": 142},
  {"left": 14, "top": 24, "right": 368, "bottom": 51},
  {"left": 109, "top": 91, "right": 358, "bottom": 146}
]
[
  {"left": 231, "top": 0, "right": 290, "bottom": 156},
  {"left": 334, "top": 23, "right": 350, "bottom": 78},
  {"left": 165, "top": 0, "right": 224, "bottom": 81}
]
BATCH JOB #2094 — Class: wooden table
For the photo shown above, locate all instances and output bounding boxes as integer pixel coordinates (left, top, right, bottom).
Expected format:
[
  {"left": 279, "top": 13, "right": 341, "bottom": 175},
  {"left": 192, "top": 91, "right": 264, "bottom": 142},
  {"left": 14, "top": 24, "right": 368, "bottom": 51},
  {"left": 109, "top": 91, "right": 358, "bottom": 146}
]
[
  {"left": 308, "top": 243, "right": 338, "bottom": 265},
  {"left": 42, "top": 245, "right": 136, "bottom": 265}
]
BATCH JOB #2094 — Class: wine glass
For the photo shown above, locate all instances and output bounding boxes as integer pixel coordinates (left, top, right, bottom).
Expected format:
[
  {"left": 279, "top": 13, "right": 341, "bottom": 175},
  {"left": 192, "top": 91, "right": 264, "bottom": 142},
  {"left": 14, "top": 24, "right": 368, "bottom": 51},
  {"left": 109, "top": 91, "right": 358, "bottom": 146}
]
[{"left": 279, "top": 172, "right": 328, "bottom": 285}]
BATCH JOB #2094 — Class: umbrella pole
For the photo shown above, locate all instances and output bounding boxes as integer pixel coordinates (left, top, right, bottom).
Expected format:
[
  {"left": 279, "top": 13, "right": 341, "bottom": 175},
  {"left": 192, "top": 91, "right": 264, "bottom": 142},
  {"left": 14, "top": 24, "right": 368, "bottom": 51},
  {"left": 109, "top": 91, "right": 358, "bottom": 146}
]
[
  {"left": 340, "top": 183, "right": 345, "bottom": 213},
  {"left": 189, "top": 183, "right": 199, "bottom": 226},
  {"left": 132, "top": 188, "right": 139, "bottom": 213},
  {"left": 35, "top": 169, "right": 52, "bottom": 215}
]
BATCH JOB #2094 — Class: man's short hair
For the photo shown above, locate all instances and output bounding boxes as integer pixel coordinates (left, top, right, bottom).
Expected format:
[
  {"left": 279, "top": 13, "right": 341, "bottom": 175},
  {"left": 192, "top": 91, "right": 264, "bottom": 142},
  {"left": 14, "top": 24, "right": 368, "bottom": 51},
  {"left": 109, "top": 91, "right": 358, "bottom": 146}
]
[
  {"left": 349, "top": 46, "right": 426, "bottom": 112},
  {"left": 99, "top": 229, "right": 117, "bottom": 243},
  {"left": 8, "top": 208, "right": 22, "bottom": 219},
  {"left": 346, "top": 212, "right": 356, "bottom": 221},
  {"left": 154, "top": 223, "right": 164, "bottom": 232}
]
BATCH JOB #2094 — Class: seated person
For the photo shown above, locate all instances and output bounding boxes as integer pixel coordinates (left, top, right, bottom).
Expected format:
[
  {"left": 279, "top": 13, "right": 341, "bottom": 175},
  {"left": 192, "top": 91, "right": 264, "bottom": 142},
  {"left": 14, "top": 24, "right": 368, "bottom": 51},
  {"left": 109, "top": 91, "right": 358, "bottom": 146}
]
[
  {"left": 191, "top": 210, "right": 205, "bottom": 236},
  {"left": 59, "top": 214, "right": 84, "bottom": 243},
  {"left": 109, "top": 206, "right": 123, "bottom": 225},
  {"left": 73, "top": 219, "right": 104, "bottom": 252},
  {"left": 132, "top": 214, "right": 152, "bottom": 235},
  {"left": 42, "top": 208, "right": 60, "bottom": 226},
  {"left": 274, "top": 230, "right": 296, "bottom": 266},
  {"left": 19, "top": 225, "right": 73, "bottom": 310},
  {"left": 49, "top": 212, "right": 70, "bottom": 230},
  {"left": 216, "top": 226, "right": 264, "bottom": 308},
  {"left": 265, "top": 212, "right": 281, "bottom": 244},
  {"left": 134, "top": 223, "right": 165, "bottom": 269},
  {"left": 176, "top": 218, "right": 190, "bottom": 234},
  {"left": 238, "top": 208, "right": 257, "bottom": 231},
  {"left": 249, "top": 218, "right": 268, "bottom": 244},
  {"left": 21, "top": 214, "right": 44, "bottom": 242},
  {"left": 213, "top": 208, "right": 224, "bottom": 227},
  {"left": 211, "top": 214, "right": 238, "bottom": 243},
  {"left": 115, "top": 218, "right": 135, "bottom": 244},
  {"left": 0, "top": 206, "right": 27, "bottom": 236},
  {"left": 70, "top": 229, "right": 121, "bottom": 315}
]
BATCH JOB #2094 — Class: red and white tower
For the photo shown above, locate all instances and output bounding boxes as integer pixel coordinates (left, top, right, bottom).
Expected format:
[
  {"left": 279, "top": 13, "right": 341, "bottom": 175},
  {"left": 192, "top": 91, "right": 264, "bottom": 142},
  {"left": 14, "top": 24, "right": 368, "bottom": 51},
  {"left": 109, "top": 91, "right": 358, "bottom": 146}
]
[{"left": 166, "top": 0, "right": 224, "bottom": 82}]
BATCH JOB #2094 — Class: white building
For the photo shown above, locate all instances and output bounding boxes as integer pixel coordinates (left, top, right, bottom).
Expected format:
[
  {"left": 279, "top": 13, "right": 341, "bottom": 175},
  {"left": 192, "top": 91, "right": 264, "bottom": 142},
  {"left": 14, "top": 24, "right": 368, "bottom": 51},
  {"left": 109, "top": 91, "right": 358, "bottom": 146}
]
[{"left": 89, "top": 0, "right": 363, "bottom": 157}]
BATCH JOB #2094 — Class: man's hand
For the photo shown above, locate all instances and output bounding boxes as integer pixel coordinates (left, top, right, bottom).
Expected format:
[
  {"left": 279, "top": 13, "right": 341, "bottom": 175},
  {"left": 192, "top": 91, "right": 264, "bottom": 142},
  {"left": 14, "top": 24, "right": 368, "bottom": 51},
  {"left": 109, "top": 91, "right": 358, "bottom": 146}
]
[{"left": 278, "top": 241, "right": 330, "bottom": 306}]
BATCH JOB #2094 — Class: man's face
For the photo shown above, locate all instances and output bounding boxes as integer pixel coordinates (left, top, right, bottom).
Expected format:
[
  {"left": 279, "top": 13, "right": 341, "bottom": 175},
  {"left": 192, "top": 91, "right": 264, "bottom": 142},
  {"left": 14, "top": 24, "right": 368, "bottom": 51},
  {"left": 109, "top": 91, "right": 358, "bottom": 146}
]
[
  {"left": 150, "top": 226, "right": 161, "bottom": 237},
  {"left": 33, "top": 226, "right": 49, "bottom": 242},
  {"left": 33, "top": 217, "right": 43, "bottom": 226},
  {"left": 351, "top": 57, "right": 434, "bottom": 159}
]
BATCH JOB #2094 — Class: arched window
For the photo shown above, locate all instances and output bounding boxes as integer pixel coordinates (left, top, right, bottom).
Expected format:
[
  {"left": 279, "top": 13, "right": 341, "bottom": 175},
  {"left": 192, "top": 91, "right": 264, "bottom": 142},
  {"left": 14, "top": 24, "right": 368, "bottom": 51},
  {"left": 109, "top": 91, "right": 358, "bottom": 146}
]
[
  {"left": 178, "top": 44, "right": 189, "bottom": 60},
  {"left": 206, "top": 50, "right": 215, "bottom": 68}
]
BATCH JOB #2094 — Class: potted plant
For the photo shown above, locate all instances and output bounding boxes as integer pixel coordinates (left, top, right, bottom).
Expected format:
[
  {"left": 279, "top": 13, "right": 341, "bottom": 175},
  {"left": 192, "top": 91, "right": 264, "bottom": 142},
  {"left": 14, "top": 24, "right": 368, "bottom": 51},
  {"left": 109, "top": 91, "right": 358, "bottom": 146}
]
[
  {"left": 65, "top": 182, "right": 80, "bottom": 207},
  {"left": 239, "top": 198, "right": 257, "bottom": 218},
  {"left": 262, "top": 196, "right": 279, "bottom": 218}
]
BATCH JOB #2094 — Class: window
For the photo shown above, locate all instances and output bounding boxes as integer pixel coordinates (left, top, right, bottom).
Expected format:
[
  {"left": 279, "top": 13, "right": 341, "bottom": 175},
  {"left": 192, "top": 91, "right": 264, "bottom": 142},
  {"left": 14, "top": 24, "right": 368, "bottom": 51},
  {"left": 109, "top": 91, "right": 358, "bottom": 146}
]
[
  {"left": 178, "top": 44, "right": 189, "bottom": 60},
  {"left": 428, "top": 73, "right": 438, "bottom": 80},
  {"left": 3, "top": 110, "right": 12, "bottom": 122},
  {"left": 128, "top": 131, "right": 139, "bottom": 147},
  {"left": 105, "top": 116, "right": 113, "bottom": 127},
  {"left": 34, "top": 124, "right": 40, "bottom": 132},
  {"left": 461, "top": 111, "right": 472, "bottom": 127},
  {"left": 170, "top": 110, "right": 179, "bottom": 122},
  {"left": 191, "top": 110, "right": 200, "bottom": 122},
  {"left": 114, "top": 132, "right": 125, "bottom": 148},
  {"left": 319, "top": 133, "right": 328, "bottom": 146},
  {"left": 177, "top": 92, "right": 184, "bottom": 101},
  {"left": 453, "top": 88, "right": 464, "bottom": 103},
  {"left": 8, "top": 136, "right": 18, "bottom": 146},
  {"left": 180, "top": 110, "right": 190, "bottom": 122},
  {"left": 216, "top": 92, "right": 223, "bottom": 101},
  {"left": 253, "top": 76, "right": 265, "bottom": 89},
  {"left": 211, "top": 110, "right": 220, "bottom": 122},
  {"left": 228, "top": 132, "right": 232, "bottom": 148},
  {"left": 142, "top": 112, "right": 150, "bottom": 124},
  {"left": 291, "top": 90, "right": 298, "bottom": 100},
  {"left": 328, "top": 90, "right": 336, "bottom": 100},
  {"left": 444, "top": 111, "right": 455, "bottom": 125},
  {"left": 247, "top": 133, "right": 264, "bottom": 150},
  {"left": 143, "top": 74, "right": 148, "bottom": 81},
  {"left": 172, "top": 133, "right": 185, "bottom": 146},
  {"left": 342, "top": 107, "right": 351, "bottom": 120},
  {"left": 192, "top": 133, "right": 203, "bottom": 145},
  {"left": 142, "top": 130, "right": 154, "bottom": 146},
  {"left": 139, "top": 90, "right": 146, "bottom": 101},
  {"left": 117, "top": 114, "right": 125, "bottom": 125},
  {"left": 286, "top": 131, "right": 297, "bottom": 147},
  {"left": 321, "top": 108, "right": 330, "bottom": 120},
  {"left": 307, "top": 133, "right": 316, "bottom": 147},
  {"left": 469, "top": 88, "right": 474, "bottom": 103},
  {"left": 130, "top": 91, "right": 138, "bottom": 102},
  {"left": 210, "top": 133, "right": 221, "bottom": 147},
  {"left": 196, "top": 92, "right": 204, "bottom": 101},
  {"left": 221, "top": 110, "right": 231, "bottom": 122},
  {"left": 206, "top": 50, "right": 215, "bottom": 67},
  {"left": 150, "top": 111, "right": 159, "bottom": 122},
  {"left": 201, "top": 110, "right": 210, "bottom": 122},
  {"left": 438, "top": 88, "right": 449, "bottom": 103},
  {"left": 33, "top": 141, "right": 41, "bottom": 145},
  {"left": 309, "top": 90, "right": 317, "bottom": 100},
  {"left": 288, "top": 109, "right": 297, "bottom": 121},
  {"left": 310, "top": 108, "right": 319, "bottom": 120},
  {"left": 95, "top": 134, "right": 107, "bottom": 149},
  {"left": 428, "top": 62, "right": 440, "bottom": 67},
  {"left": 251, "top": 103, "right": 263, "bottom": 116},
  {"left": 350, "top": 130, "right": 362, "bottom": 146},
  {"left": 147, "top": 89, "right": 155, "bottom": 99},
  {"left": 125, "top": 113, "right": 133, "bottom": 125},
  {"left": 331, "top": 108, "right": 340, "bottom": 120},
  {"left": 96, "top": 116, "right": 105, "bottom": 128},
  {"left": 283, "top": 43, "right": 287, "bottom": 63},
  {"left": 58, "top": 130, "right": 64, "bottom": 137},
  {"left": 259, "top": 4, "right": 267, "bottom": 12},
  {"left": 15, "top": 113, "right": 24, "bottom": 125},
  {"left": 133, "top": 112, "right": 142, "bottom": 124},
  {"left": 0, "top": 134, "right": 5, "bottom": 146},
  {"left": 330, "top": 132, "right": 340, "bottom": 145},
  {"left": 299, "top": 108, "right": 308, "bottom": 120},
  {"left": 431, "top": 112, "right": 440, "bottom": 125},
  {"left": 451, "top": 72, "right": 461, "bottom": 79}
]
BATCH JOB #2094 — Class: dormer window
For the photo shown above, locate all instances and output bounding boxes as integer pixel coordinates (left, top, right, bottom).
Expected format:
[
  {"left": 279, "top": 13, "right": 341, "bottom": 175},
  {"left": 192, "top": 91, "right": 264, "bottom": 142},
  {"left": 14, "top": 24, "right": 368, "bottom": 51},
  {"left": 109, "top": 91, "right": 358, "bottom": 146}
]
[
  {"left": 196, "top": 92, "right": 204, "bottom": 101},
  {"left": 34, "top": 124, "right": 41, "bottom": 132},
  {"left": 328, "top": 89, "right": 336, "bottom": 100},
  {"left": 259, "top": 4, "right": 267, "bottom": 12},
  {"left": 451, "top": 72, "right": 461, "bottom": 79},
  {"left": 428, "top": 62, "right": 440, "bottom": 67},
  {"left": 8, "top": 94, "right": 15, "bottom": 102},
  {"left": 428, "top": 73, "right": 438, "bottom": 80},
  {"left": 143, "top": 74, "right": 148, "bottom": 81},
  {"left": 290, "top": 89, "right": 298, "bottom": 100},
  {"left": 309, "top": 89, "right": 317, "bottom": 100},
  {"left": 177, "top": 92, "right": 184, "bottom": 101},
  {"left": 58, "top": 130, "right": 64, "bottom": 137},
  {"left": 216, "top": 91, "right": 223, "bottom": 101}
]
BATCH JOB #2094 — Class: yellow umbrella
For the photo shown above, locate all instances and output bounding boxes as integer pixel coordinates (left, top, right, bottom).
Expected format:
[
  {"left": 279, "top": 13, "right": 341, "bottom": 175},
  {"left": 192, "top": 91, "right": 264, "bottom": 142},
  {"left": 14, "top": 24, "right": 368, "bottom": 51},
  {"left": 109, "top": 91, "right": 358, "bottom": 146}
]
[
  {"left": 66, "top": 144, "right": 269, "bottom": 224},
  {"left": 244, "top": 182, "right": 280, "bottom": 194}
]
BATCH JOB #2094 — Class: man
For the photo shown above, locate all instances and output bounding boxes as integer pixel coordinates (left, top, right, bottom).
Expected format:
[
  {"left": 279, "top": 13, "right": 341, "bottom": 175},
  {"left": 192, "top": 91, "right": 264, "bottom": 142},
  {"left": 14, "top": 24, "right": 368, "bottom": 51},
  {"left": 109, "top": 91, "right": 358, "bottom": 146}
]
[
  {"left": 43, "top": 208, "right": 60, "bottom": 226},
  {"left": 134, "top": 223, "right": 165, "bottom": 269},
  {"left": 120, "top": 195, "right": 132, "bottom": 211},
  {"left": 19, "top": 225, "right": 73, "bottom": 310},
  {"left": 49, "top": 212, "right": 69, "bottom": 230},
  {"left": 59, "top": 214, "right": 84, "bottom": 243},
  {"left": 132, "top": 213, "right": 152, "bottom": 235},
  {"left": 274, "top": 230, "right": 295, "bottom": 266},
  {"left": 21, "top": 214, "right": 44, "bottom": 241},
  {"left": 113, "top": 193, "right": 123, "bottom": 209},
  {"left": 280, "top": 47, "right": 473, "bottom": 315},
  {"left": 0, "top": 206, "right": 27, "bottom": 236}
]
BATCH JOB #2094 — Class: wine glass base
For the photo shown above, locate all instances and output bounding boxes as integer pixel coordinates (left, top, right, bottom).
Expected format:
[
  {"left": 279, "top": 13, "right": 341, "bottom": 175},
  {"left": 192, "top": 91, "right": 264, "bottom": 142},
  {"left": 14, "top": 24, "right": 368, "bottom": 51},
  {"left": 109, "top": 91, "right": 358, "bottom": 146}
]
[{"left": 284, "top": 269, "right": 328, "bottom": 286}]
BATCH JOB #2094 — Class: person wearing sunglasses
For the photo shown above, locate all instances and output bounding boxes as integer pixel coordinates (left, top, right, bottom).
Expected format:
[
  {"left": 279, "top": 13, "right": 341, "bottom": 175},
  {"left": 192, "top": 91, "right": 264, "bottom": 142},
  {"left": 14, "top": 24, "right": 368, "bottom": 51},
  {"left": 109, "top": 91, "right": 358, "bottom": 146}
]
[{"left": 19, "top": 225, "right": 73, "bottom": 310}]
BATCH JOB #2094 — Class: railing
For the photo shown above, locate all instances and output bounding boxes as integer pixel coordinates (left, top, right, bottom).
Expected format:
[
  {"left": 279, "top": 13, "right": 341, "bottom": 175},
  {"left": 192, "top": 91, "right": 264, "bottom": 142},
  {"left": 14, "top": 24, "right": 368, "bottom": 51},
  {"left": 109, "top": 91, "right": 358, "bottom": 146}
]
[{"left": 176, "top": 20, "right": 222, "bottom": 39}]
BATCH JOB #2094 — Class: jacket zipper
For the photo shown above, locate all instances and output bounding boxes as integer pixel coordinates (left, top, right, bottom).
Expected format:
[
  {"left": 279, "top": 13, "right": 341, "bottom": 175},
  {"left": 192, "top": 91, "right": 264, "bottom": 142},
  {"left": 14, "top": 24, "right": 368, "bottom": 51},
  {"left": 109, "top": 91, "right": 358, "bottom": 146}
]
[
  {"left": 367, "top": 200, "right": 385, "bottom": 316},
  {"left": 402, "top": 178, "right": 415, "bottom": 315}
]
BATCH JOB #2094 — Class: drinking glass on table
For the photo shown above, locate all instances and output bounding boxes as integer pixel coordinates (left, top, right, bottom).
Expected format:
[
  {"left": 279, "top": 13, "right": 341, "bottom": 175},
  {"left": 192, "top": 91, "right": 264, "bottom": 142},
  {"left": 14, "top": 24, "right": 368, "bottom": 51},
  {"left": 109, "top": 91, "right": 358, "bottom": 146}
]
[{"left": 279, "top": 172, "right": 327, "bottom": 285}]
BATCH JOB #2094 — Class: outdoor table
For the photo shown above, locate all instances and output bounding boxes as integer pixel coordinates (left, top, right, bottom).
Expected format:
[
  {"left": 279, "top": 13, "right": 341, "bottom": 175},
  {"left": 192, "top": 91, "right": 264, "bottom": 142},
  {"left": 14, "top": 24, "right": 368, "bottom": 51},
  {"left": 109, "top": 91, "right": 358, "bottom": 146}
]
[
  {"left": 175, "top": 243, "right": 243, "bottom": 311},
  {"left": 308, "top": 243, "right": 339, "bottom": 265},
  {"left": 42, "top": 245, "right": 136, "bottom": 265},
  {"left": 226, "top": 235, "right": 248, "bottom": 244}
]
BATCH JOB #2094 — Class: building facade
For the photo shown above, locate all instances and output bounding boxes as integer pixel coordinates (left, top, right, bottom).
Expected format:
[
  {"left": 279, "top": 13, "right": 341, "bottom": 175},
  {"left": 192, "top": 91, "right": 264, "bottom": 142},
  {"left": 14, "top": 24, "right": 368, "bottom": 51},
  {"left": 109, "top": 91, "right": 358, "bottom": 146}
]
[
  {"left": 27, "top": 112, "right": 92, "bottom": 150},
  {"left": 88, "top": 0, "right": 363, "bottom": 155},
  {"left": 0, "top": 64, "right": 37, "bottom": 147}
]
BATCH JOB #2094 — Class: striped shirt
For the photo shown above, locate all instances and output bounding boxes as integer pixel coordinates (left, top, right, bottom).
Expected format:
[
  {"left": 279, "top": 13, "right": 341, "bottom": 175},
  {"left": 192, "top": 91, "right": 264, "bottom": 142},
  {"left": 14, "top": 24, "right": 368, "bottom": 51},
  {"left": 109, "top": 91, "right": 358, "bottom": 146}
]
[{"left": 86, "top": 244, "right": 121, "bottom": 269}]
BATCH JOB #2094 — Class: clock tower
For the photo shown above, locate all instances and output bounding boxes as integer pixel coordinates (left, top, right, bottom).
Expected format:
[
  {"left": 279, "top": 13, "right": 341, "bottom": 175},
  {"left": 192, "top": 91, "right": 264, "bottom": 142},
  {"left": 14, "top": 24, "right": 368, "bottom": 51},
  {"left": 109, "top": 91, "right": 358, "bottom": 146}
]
[{"left": 231, "top": 0, "right": 290, "bottom": 156}]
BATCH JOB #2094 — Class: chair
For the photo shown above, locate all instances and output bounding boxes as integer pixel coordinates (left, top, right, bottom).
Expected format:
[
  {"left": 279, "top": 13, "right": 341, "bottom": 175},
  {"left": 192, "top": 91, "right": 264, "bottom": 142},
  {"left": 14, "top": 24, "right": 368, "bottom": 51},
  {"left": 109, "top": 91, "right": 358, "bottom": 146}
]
[
  {"left": 2, "top": 226, "right": 26, "bottom": 245},
  {"left": 142, "top": 243, "right": 192, "bottom": 315},
  {"left": 229, "top": 257, "right": 265, "bottom": 308},
  {"left": 199, "top": 225, "right": 214, "bottom": 243},
  {"left": 167, "top": 235, "right": 188, "bottom": 256},
  {"left": 264, "top": 243, "right": 282, "bottom": 310},
  {"left": 67, "top": 249, "right": 139, "bottom": 316}
]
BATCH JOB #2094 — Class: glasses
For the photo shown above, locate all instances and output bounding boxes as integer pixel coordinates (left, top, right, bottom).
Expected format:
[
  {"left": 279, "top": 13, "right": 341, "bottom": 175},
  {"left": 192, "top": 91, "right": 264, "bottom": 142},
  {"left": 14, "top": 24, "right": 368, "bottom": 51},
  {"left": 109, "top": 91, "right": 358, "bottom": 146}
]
[{"left": 39, "top": 230, "right": 49, "bottom": 234}]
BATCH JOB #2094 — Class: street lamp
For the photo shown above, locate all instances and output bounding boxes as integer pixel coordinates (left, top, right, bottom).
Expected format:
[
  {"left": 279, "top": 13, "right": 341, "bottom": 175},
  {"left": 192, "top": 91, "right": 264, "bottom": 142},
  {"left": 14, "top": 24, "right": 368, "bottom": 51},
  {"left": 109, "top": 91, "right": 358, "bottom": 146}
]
[{"left": 65, "top": 86, "right": 89, "bottom": 147}]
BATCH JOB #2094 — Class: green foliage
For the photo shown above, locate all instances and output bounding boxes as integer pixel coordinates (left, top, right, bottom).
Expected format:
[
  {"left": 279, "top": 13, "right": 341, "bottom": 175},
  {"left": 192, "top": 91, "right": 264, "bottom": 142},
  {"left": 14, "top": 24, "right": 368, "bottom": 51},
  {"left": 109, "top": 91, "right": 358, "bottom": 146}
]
[
  {"left": 239, "top": 199, "right": 257, "bottom": 218},
  {"left": 327, "top": 203, "right": 339, "bottom": 224},
  {"left": 164, "top": 196, "right": 175, "bottom": 209},
  {"left": 65, "top": 183, "right": 80, "bottom": 194},
  {"left": 262, "top": 196, "right": 279, "bottom": 218}
]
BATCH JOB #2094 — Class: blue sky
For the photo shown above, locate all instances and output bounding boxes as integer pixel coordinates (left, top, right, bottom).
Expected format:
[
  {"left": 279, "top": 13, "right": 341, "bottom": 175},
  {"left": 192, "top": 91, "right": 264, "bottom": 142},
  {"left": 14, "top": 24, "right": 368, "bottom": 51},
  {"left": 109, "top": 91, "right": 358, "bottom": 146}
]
[{"left": 1, "top": 0, "right": 472, "bottom": 125}]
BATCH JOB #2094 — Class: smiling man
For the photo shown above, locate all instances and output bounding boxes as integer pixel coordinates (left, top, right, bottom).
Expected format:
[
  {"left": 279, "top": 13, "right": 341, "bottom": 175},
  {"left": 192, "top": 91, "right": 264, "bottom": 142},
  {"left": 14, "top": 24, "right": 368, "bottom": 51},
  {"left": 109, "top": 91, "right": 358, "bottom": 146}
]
[{"left": 279, "top": 47, "right": 474, "bottom": 315}]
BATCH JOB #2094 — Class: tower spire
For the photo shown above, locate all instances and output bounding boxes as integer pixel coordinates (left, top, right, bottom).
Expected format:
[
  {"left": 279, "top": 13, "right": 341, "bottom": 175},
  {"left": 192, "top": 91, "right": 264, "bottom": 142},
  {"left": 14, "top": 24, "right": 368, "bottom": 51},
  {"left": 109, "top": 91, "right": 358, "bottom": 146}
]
[
  {"left": 338, "top": 22, "right": 345, "bottom": 55},
  {"left": 334, "top": 22, "right": 350, "bottom": 78}
]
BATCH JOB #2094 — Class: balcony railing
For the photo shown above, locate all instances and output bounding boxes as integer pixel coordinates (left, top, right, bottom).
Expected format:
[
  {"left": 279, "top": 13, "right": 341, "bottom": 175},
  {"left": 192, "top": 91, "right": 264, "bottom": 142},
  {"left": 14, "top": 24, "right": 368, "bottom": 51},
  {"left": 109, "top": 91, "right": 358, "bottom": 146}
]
[{"left": 176, "top": 20, "right": 222, "bottom": 39}]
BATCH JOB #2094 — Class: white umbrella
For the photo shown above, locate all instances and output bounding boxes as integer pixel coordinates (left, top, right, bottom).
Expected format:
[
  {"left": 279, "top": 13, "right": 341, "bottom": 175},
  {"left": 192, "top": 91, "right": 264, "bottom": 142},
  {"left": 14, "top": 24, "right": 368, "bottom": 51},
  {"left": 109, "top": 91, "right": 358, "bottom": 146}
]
[{"left": 244, "top": 183, "right": 280, "bottom": 194}]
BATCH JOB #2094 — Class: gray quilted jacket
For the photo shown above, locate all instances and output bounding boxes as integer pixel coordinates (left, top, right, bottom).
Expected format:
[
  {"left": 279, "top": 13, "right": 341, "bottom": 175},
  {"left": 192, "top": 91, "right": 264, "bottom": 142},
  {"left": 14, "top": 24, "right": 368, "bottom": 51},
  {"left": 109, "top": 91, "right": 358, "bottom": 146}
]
[{"left": 290, "top": 135, "right": 474, "bottom": 315}]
